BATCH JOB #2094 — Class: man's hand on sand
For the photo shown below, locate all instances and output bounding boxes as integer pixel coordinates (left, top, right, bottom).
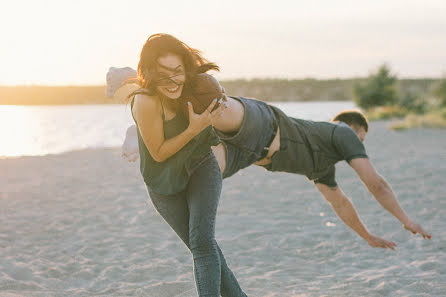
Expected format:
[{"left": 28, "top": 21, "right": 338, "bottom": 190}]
[
  {"left": 403, "top": 220, "right": 432, "bottom": 240},
  {"left": 366, "top": 235, "right": 397, "bottom": 250},
  {"left": 106, "top": 67, "right": 137, "bottom": 98}
]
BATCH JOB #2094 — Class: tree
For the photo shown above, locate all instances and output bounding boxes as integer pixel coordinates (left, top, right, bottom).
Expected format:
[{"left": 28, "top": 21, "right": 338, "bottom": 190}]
[{"left": 353, "top": 64, "right": 398, "bottom": 109}]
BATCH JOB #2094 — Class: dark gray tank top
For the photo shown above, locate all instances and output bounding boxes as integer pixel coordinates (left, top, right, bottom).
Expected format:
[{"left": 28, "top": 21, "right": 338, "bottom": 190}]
[{"left": 130, "top": 94, "right": 220, "bottom": 195}]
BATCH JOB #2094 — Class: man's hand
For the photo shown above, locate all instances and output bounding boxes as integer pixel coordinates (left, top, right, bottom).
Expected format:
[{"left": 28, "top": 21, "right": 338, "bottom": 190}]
[
  {"left": 366, "top": 234, "right": 397, "bottom": 250},
  {"left": 350, "top": 158, "right": 432, "bottom": 242},
  {"left": 403, "top": 220, "right": 432, "bottom": 239}
]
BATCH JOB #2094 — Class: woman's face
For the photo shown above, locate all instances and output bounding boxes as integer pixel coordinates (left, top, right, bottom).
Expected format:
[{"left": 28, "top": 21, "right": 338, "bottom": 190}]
[{"left": 155, "top": 53, "right": 186, "bottom": 100}]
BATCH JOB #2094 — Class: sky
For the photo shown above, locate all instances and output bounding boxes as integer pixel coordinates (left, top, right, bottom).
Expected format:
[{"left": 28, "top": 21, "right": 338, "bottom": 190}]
[{"left": 1, "top": 0, "right": 446, "bottom": 85}]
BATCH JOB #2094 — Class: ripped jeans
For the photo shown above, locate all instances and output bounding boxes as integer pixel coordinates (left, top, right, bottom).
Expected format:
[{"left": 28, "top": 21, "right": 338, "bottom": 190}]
[{"left": 219, "top": 96, "right": 277, "bottom": 179}]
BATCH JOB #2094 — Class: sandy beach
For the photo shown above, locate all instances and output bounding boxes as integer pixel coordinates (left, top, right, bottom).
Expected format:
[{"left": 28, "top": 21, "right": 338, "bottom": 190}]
[{"left": 1, "top": 120, "right": 445, "bottom": 297}]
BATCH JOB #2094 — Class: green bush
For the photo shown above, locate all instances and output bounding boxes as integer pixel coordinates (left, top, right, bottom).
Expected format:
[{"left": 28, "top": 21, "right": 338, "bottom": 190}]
[
  {"left": 367, "top": 105, "right": 408, "bottom": 121},
  {"left": 433, "top": 107, "right": 446, "bottom": 119},
  {"left": 353, "top": 64, "right": 399, "bottom": 109},
  {"left": 390, "top": 112, "right": 446, "bottom": 130},
  {"left": 398, "top": 91, "right": 427, "bottom": 114},
  {"left": 431, "top": 77, "right": 446, "bottom": 107},
  {"left": 441, "top": 107, "right": 446, "bottom": 119}
]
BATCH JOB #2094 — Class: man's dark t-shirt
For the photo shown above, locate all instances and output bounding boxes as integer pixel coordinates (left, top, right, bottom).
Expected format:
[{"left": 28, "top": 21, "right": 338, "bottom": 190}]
[{"left": 263, "top": 105, "right": 368, "bottom": 187}]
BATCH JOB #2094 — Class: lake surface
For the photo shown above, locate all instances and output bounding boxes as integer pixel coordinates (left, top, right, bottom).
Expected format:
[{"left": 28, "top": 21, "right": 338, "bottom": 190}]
[{"left": 0, "top": 101, "right": 356, "bottom": 157}]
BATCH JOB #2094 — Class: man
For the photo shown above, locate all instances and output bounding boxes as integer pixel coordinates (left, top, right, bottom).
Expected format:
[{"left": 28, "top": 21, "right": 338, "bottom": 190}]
[{"left": 108, "top": 67, "right": 431, "bottom": 250}]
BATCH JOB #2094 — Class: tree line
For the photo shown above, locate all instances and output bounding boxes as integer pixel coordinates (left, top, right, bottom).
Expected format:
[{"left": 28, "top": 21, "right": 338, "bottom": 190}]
[{"left": 0, "top": 72, "right": 443, "bottom": 106}]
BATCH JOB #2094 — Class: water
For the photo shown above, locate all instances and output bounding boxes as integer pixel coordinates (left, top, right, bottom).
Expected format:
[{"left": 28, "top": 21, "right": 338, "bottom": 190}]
[{"left": 0, "top": 101, "right": 357, "bottom": 158}]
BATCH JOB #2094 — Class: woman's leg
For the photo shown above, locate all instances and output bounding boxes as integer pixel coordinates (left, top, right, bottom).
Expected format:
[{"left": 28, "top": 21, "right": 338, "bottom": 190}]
[
  {"left": 185, "top": 154, "right": 246, "bottom": 296},
  {"left": 185, "top": 155, "right": 222, "bottom": 296},
  {"left": 149, "top": 155, "right": 246, "bottom": 296}
]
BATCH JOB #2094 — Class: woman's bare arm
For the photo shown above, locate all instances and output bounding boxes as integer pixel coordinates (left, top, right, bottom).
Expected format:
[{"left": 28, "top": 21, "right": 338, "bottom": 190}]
[{"left": 133, "top": 94, "right": 219, "bottom": 162}]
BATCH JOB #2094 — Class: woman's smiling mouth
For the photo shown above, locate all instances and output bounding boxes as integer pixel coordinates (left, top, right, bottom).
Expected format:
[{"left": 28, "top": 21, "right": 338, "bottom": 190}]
[{"left": 165, "top": 85, "right": 181, "bottom": 93}]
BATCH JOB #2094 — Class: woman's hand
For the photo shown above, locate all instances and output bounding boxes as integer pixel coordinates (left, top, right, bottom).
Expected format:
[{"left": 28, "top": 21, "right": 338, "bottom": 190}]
[
  {"left": 210, "top": 97, "right": 227, "bottom": 125},
  {"left": 187, "top": 99, "right": 220, "bottom": 134}
]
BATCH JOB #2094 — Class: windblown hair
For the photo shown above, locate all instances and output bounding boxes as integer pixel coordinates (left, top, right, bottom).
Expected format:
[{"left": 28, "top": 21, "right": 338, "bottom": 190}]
[
  {"left": 332, "top": 110, "right": 369, "bottom": 132},
  {"left": 128, "top": 33, "right": 219, "bottom": 99}
]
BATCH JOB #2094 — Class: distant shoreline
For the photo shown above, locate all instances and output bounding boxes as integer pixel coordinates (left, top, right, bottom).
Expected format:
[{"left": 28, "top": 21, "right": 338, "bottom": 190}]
[{"left": 0, "top": 78, "right": 439, "bottom": 105}]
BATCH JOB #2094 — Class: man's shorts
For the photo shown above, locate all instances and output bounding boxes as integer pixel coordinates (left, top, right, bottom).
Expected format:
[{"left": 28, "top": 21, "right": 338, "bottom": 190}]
[{"left": 219, "top": 97, "right": 277, "bottom": 178}]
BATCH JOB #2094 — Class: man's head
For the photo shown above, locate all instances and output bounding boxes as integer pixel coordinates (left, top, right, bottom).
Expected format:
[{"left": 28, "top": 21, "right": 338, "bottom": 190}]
[{"left": 332, "top": 110, "right": 369, "bottom": 142}]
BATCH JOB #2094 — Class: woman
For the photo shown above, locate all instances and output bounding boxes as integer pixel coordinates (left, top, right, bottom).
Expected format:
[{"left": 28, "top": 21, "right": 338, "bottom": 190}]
[{"left": 129, "top": 33, "right": 247, "bottom": 296}]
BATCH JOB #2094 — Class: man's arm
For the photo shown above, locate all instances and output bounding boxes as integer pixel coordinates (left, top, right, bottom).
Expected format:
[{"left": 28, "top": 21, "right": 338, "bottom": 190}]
[
  {"left": 315, "top": 183, "right": 397, "bottom": 249},
  {"left": 349, "top": 158, "right": 431, "bottom": 239}
]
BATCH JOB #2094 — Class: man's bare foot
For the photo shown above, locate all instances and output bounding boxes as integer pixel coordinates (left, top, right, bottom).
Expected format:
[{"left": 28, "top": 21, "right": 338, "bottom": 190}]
[
  {"left": 122, "top": 125, "right": 139, "bottom": 162},
  {"left": 106, "top": 67, "right": 137, "bottom": 98}
]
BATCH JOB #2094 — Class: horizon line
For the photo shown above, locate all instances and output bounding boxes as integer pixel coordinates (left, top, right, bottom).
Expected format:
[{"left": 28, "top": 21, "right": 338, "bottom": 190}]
[{"left": 0, "top": 75, "right": 443, "bottom": 88}]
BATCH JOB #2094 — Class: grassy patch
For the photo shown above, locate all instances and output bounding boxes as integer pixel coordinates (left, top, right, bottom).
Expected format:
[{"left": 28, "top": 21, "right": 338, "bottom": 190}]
[
  {"left": 390, "top": 109, "right": 446, "bottom": 130},
  {"left": 366, "top": 105, "right": 408, "bottom": 121}
]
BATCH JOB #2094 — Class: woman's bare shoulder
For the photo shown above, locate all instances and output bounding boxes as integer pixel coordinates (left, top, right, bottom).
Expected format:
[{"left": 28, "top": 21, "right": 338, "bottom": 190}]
[
  {"left": 133, "top": 91, "right": 158, "bottom": 106},
  {"left": 132, "top": 93, "right": 161, "bottom": 120}
]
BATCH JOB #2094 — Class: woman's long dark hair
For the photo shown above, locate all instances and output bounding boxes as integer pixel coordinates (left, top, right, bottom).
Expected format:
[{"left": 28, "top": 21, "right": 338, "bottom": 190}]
[{"left": 128, "top": 33, "right": 219, "bottom": 100}]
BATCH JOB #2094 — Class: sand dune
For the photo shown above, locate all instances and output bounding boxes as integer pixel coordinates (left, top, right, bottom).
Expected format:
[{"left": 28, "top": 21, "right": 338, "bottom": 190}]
[{"left": 1, "top": 121, "right": 445, "bottom": 296}]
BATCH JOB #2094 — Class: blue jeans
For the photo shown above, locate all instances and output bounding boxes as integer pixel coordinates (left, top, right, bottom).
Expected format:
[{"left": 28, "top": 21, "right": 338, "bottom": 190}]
[
  {"left": 148, "top": 153, "right": 247, "bottom": 297},
  {"left": 219, "top": 96, "right": 277, "bottom": 178}
]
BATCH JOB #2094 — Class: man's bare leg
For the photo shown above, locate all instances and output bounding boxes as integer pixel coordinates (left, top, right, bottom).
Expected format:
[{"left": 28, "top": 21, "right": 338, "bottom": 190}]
[{"left": 211, "top": 143, "right": 226, "bottom": 174}]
